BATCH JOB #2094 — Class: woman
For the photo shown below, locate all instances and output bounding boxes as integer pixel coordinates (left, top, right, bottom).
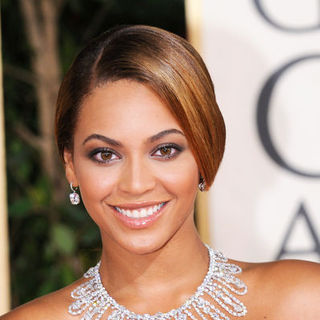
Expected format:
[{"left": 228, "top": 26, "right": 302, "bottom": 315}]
[{"left": 1, "top": 25, "right": 319, "bottom": 320}]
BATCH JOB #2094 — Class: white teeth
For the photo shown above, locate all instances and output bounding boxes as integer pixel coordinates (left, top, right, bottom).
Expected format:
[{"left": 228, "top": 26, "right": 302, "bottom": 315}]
[
  {"left": 132, "top": 210, "right": 139, "bottom": 218},
  {"left": 126, "top": 210, "right": 133, "bottom": 218},
  {"left": 140, "top": 209, "right": 147, "bottom": 217},
  {"left": 114, "top": 203, "right": 165, "bottom": 219}
]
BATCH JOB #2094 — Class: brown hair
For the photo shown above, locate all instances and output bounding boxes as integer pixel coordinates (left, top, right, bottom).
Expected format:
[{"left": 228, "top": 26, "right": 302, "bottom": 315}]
[{"left": 55, "top": 25, "right": 225, "bottom": 189}]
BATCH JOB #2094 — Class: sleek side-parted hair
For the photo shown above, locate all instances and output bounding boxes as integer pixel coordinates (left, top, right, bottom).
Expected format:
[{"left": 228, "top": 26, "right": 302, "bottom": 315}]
[{"left": 55, "top": 25, "right": 226, "bottom": 190}]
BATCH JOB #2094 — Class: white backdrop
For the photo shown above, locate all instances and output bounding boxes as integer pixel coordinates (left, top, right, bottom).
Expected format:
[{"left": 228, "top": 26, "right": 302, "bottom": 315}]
[{"left": 202, "top": 0, "right": 320, "bottom": 262}]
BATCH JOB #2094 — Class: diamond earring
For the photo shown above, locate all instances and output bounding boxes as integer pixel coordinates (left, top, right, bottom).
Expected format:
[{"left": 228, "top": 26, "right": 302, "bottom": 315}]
[
  {"left": 198, "top": 176, "right": 206, "bottom": 192},
  {"left": 69, "top": 182, "right": 80, "bottom": 205}
]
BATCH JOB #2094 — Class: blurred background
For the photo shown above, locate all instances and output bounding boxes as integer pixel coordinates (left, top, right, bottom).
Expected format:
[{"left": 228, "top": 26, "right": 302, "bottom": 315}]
[{"left": 1, "top": 0, "right": 320, "bottom": 314}]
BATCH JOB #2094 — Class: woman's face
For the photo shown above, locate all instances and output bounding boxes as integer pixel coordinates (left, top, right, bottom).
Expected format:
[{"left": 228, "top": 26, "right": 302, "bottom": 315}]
[{"left": 64, "top": 80, "right": 199, "bottom": 254}]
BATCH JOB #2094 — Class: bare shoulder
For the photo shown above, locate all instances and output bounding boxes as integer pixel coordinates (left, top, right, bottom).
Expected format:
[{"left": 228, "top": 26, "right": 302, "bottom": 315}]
[
  {"left": 0, "top": 278, "right": 84, "bottom": 320},
  {"left": 234, "top": 258, "right": 320, "bottom": 319}
]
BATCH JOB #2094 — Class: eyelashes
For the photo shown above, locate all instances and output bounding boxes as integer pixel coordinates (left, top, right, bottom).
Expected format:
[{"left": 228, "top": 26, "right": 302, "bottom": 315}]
[
  {"left": 150, "top": 143, "right": 183, "bottom": 160},
  {"left": 88, "top": 143, "right": 184, "bottom": 164},
  {"left": 88, "top": 148, "right": 121, "bottom": 163},
  {"left": 88, "top": 148, "right": 121, "bottom": 164}
]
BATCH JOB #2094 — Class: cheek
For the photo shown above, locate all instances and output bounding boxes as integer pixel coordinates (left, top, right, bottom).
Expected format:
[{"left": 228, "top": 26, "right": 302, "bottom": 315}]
[
  {"left": 73, "top": 159, "right": 118, "bottom": 206},
  {"left": 158, "top": 152, "right": 199, "bottom": 196}
]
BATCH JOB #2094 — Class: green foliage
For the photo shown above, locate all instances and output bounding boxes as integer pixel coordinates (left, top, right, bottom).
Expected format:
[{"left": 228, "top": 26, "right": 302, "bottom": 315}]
[
  {"left": 51, "top": 223, "right": 76, "bottom": 255},
  {"left": 3, "top": 0, "right": 185, "bottom": 308}
]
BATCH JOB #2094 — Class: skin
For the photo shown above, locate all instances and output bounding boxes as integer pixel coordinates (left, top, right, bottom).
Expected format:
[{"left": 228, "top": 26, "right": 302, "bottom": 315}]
[{"left": 1, "top": 80, "right": 320, "bottom": 320}]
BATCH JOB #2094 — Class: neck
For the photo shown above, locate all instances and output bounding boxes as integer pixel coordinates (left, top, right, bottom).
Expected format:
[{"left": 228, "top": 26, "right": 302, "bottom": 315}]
[{"left": 98, "top": 216, "right": 209, "bottom": 311}]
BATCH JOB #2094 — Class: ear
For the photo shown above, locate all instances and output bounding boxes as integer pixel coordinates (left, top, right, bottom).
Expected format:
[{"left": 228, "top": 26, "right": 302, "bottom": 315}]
[{"left": 64, "top": 149, "right": 79, "bottom": 187}]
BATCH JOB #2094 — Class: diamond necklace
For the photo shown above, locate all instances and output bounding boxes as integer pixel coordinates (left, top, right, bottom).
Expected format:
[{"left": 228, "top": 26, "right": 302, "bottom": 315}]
[{"left": 69, "top": 245, "right": 247, "bottom": 320}]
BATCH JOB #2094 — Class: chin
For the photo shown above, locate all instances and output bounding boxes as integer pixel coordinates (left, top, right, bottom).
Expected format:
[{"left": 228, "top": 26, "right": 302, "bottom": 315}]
[
  {"left": 105, "top": 229, "right": 174, "bottom": 256},
  {"left": 124, "top": 236, "right": 170, "bottom": 256}
]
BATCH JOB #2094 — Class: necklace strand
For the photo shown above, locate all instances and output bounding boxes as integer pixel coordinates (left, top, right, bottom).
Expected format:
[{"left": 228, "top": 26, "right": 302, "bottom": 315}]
[{"left": 69, "top": 245, "right": 247, "bottom": 320}]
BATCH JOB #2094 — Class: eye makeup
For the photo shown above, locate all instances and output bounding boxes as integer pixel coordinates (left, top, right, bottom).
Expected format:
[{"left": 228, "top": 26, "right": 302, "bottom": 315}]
[
  {"left": 85, "top": 137, "right": 186, "bottom": 165},
  {"left": 87, "top": 147, "right": 122, "bottom": 164},
  {"left": 150, "top": 143, "right": 184, "bottom": 160}
]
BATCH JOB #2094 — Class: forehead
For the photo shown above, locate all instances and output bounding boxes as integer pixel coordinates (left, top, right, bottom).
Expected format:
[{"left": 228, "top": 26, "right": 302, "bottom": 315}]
[{"left": 75, "top": 80, "right": 183, "bottom": 140}]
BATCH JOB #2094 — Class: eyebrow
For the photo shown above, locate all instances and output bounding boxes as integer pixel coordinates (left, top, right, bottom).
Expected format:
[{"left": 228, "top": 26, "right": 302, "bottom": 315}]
[
  {"left": 82, "top": 134, "right": 122, "bottom": 147},
  {"left": 148, "top": 129, "right": 185, "bottom": 142},
  {"left": 82, "top": 129, "right": 185, "bottom": 146}
]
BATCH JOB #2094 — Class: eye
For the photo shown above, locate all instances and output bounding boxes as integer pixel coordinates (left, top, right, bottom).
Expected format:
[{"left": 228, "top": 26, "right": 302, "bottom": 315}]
[
  {"left": 89, "top": 148, "right": 121, "bottom": 164},
  {"left": 151, "top": 143, "right": 183, "bottom": 160},
  {"left": 159, "top": 146, "right": 173, "bottom": 157}
]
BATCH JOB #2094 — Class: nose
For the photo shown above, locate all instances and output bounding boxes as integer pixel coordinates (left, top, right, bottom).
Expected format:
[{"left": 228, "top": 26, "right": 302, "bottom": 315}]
[{"left": 118, "top": 156, "right": 155, "bottom": 196}]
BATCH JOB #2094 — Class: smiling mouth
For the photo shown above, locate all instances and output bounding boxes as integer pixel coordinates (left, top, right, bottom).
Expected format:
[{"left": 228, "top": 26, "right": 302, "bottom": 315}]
[{"left": 113, "top": 202, "right": 166, "bottom": 219}]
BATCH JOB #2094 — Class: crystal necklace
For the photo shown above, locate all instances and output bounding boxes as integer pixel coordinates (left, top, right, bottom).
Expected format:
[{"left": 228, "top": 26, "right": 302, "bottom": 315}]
[{"left": 69, "top": 245, "right": 247, "bottom": 320}]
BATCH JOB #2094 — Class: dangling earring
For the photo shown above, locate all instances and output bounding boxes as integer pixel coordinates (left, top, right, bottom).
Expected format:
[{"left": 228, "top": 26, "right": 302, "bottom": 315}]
[
  {"left": 199, "top": 176, "right": 206, "bottom": 192},
  {"left": 69, "top": 182, "right": 80, "bottom": 205}
]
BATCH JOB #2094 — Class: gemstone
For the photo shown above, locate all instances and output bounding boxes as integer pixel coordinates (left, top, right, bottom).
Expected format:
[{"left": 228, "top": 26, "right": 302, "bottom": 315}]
[
  {"left": 68, "top": 245, "right": 247, "bottom": 320},
  {"left": 70, "top": 192, "right": 80, "bottom": 205}
]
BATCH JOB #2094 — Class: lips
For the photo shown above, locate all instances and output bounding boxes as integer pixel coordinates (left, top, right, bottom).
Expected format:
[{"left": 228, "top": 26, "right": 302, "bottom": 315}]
[{"left": 110, "top": 201, "right": 168, "bottom": 229}]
